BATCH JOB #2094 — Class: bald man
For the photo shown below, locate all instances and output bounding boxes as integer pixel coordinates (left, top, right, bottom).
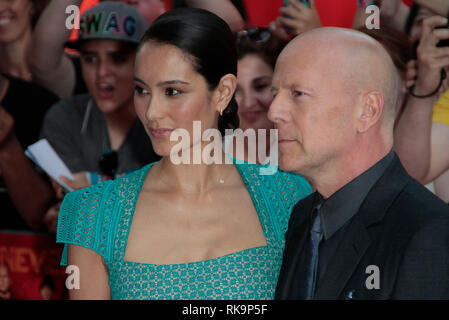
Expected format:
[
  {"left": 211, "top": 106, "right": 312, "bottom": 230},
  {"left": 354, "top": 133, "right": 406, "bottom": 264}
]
[{"left": 271, "top": 28, "right": 449, "bottom": 300}]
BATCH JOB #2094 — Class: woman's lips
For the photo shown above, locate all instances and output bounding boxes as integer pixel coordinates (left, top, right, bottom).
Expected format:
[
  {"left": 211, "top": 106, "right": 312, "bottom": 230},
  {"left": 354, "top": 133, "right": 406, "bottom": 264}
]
[
  {"left": 97, "top": 84, "right": 115, "bottom": 99},
  {"left": 0, "top": 17, "right": 12, "bottom": 27},
  {"left": 149, "top": 128, "right": 174, "bottom": 138},
  {"left": 239, "top": 110, "right": 263, "bottom": 123}
]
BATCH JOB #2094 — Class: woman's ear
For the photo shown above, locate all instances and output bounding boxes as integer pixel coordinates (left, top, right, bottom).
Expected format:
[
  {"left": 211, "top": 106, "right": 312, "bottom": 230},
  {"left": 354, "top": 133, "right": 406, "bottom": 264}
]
[{"left": 213, "top": 74, "right": 237, "bottom": 114}]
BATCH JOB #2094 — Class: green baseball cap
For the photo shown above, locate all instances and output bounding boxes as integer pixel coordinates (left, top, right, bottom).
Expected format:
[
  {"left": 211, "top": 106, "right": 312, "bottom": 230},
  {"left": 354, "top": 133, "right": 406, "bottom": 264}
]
[{"left": 66, "top": 1, "right": 148, "bottom": 49}]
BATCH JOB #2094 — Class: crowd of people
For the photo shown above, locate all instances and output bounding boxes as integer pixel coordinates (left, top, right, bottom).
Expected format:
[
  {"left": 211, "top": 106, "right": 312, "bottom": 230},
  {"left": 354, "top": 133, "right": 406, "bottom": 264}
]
[{"left": 0, "top": 0, "right": 448, "bottom": 300}]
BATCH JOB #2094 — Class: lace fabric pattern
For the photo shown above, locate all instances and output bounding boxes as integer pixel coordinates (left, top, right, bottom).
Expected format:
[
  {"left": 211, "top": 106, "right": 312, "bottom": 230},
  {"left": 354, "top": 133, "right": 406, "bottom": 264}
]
[{"left": 57, "top": 162, "right": 312, "bottom": 299}]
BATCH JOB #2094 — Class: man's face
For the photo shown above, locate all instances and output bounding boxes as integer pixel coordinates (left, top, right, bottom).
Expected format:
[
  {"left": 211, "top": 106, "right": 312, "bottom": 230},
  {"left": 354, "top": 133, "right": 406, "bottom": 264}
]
[
  {"left": 120, "top": 0, "right": 166, "bottom": 25},
  {"left": 268, "top": 44, "right": 357, "bottom": 176}
]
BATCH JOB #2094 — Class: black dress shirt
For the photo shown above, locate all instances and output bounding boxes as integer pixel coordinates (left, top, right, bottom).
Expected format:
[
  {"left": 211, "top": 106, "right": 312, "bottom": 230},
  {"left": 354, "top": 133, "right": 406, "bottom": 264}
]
[{"left": 315, "top": 150, "right": 395, "bottom": 283}]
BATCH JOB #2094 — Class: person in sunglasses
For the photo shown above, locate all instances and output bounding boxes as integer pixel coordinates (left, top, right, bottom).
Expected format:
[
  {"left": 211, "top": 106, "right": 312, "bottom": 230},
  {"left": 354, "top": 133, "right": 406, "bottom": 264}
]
[
  {"left": 56, "top": 8, "right": 312, "bottom": 299},
  {"left": 40, "top": 2, "right": 160, "bottom": 232}
]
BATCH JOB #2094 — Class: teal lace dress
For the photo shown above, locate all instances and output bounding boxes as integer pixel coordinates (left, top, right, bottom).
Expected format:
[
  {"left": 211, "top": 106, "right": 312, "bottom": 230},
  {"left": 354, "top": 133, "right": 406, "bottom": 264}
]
[{"left": 56, "top": 161, "right": 312, "bottom": 299}]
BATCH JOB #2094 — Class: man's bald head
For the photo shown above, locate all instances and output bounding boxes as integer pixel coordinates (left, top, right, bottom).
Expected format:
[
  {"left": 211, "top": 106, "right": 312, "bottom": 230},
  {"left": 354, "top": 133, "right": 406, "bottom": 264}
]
[
  {"left": 279, "top": 27, "right": 399, "bottom": 126},
  {"left": 268, "top": 27, "right": 400, "bottom": 188}
]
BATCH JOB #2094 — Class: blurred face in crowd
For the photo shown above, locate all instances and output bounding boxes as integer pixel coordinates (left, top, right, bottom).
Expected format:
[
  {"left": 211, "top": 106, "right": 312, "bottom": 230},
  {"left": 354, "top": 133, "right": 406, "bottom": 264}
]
[
  {"left": 0, "top": 265, "right": 11, "bottom": 292},
  {"left": 40, "top": 285, "right": 53, "bottom": 300},
  {"left": 409, "top": 7, "right": 449, "bottom": 91},
  {"left": 119, "top": 0, "right": 166, "bottom": 25},
  {"left": 0, "top": 0, "right": 33, "bottom": 43},
  {"left": 80, "top": 40, "right": 136, "bottom": 116},
  {"left": 235, "top": 54, "right": 274, "bottom": 132},
  {"left": 134, "top": 42, "right": 222, "bottom": 157},
  {"left": 268, "top": 40, "right": 357, "bottom": 175}
]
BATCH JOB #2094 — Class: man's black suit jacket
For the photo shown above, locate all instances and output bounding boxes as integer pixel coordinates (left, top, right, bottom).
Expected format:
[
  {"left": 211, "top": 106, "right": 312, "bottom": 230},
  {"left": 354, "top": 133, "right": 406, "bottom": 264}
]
[{"left": 275, "top": 154, "right": 449, "bottom": 299}]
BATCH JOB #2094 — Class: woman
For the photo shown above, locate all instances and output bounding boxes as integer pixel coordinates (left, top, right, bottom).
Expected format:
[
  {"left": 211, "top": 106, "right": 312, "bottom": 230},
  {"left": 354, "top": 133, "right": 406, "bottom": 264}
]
[
  {"left": 233, "top": 36, "right": 286, "bottom": 163},
  {"left": 57, "top": 8, "right": 311, "bottom": 300}
]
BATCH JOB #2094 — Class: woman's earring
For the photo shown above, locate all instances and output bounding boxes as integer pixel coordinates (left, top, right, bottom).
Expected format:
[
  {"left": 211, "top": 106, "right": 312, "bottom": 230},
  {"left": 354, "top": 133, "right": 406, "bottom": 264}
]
[{"left": 219, "top": 108, "right": 223, "bottom": 116}]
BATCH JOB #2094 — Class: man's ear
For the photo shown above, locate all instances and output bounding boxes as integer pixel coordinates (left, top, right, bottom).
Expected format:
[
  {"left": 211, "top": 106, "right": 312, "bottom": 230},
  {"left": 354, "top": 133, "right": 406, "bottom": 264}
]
[
  {"left": 213, "top": 74, "right": 237, "bottom": 114},
  {"left": 357, "top": 91, "right": 384, "bottom": 133}
]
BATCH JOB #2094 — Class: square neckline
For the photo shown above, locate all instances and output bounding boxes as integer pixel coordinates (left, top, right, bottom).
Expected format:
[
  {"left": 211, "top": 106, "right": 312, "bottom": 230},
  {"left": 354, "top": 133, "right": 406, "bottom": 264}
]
[{"left": 120, "top": 160, "right": 272, "bottom": 267}]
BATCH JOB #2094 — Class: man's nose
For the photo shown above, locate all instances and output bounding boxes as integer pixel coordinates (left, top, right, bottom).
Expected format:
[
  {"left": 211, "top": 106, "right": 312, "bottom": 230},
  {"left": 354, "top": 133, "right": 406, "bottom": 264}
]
[{"left": 267, "top": 94, "right": 286, "bottom": 124}]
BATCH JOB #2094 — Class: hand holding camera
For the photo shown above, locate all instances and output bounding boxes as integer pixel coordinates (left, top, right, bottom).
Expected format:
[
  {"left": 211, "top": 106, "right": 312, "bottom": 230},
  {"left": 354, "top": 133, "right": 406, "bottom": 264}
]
[{"left": 412, "top": 16, "right": 449, "bottom": 97}]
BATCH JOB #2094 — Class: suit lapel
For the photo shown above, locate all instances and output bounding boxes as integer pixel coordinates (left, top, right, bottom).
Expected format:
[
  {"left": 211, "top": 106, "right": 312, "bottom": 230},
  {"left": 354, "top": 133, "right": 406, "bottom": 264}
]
[
  {"left": 314, "top": 154, "right": 411, "bottom": 299},
  {"left": 276, "top": 194, "right": 315, "bottom": 299}
]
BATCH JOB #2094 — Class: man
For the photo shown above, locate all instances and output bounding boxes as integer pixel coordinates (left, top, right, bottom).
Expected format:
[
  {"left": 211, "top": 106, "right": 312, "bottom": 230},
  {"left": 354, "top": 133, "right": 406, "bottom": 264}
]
[{"left": 270, "top": 27, "right": 449, "bottom": 299}]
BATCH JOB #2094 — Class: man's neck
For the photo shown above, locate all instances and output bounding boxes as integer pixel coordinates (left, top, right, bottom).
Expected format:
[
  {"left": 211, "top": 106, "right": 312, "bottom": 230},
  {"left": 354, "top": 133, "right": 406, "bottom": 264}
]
[
  {"left": 309, "top": 145, "right": 392, "bottom": 199},
  {"left": 105, "top": 100, "right": 136, "bottom": 150}
]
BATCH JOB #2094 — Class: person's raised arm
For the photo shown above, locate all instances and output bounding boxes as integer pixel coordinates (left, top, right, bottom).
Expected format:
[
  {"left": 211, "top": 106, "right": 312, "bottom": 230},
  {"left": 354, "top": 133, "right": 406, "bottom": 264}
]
[
  {"left": 67, "top": 244, "right": 111, "bottom": 299},
  {"left": 29, "top": 0, "right": 82, "bottom": 99},
  {"left": 185, "top": 0, "right": 244, "bottom": 31},
  {"left": 394, "top": 15, "right": 449, "bottom": 183},
  {"left": 0, "top": 107, "right": 54, "bottom": 230}
]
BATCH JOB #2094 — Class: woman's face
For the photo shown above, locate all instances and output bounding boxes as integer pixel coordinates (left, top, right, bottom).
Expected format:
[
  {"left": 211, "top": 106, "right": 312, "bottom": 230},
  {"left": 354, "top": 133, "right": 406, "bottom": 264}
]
[
  {"left": 0, "top": 0, "right": 33, "bottom": 43},
  {"left": 235, "top": 54, "right": 274, "bottom": 132},
  {"left": 134, "top": 42, "right": 220, "bottom": 157},
  {"left": 80, "top": 40, "right": 136, "bottom": 115}
]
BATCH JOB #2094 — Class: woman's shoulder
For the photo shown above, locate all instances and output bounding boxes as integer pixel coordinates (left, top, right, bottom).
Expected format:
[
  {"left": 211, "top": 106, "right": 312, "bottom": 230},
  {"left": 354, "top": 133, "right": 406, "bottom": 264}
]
[
  {"left": 56, "top": 164, "right": 152, "bottom": 265},
  {"left": 235, "top": 161, "right": 311, "bottom": 195},
  {"left": 235, "top": 161, "right": 312, "bottom": 238}
]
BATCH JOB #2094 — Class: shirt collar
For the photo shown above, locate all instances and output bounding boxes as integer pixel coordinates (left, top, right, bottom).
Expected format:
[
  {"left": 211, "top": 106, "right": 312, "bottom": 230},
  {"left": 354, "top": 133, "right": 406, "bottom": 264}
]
[{"left": 318, "top": 150, "right": 395, "bottom": 240}]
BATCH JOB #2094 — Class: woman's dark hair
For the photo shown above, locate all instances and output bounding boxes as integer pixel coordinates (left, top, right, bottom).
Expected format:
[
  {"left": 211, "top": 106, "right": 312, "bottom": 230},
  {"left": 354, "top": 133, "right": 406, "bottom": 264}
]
[
  {"left": 236, "top": 34, "right": 288, "bottom": 70},
  {"left": 138, "top": 8, "right": 239, "bottom": 136},
  {"left": 405, "top": 3, "right": 420, "bottom": 35}
]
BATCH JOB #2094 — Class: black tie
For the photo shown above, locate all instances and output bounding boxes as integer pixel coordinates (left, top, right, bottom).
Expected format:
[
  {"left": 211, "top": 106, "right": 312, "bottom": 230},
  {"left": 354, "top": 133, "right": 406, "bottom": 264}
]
[{"left": 296, "top": 203, "right": 323, "bottom": 299}]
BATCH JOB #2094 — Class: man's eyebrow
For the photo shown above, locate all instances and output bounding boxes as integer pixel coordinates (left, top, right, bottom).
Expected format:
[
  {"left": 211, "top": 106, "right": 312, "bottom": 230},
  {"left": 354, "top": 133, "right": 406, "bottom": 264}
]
[
  {"left": 109, "top": 50, "right": 133, "bottom": 55},
  {"left": 79, "top": 50, "right": 95, "bottom": 55}
]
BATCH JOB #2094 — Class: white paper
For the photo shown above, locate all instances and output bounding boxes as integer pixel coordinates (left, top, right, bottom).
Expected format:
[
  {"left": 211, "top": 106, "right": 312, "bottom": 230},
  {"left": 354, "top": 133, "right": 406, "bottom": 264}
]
[{"left": 26, "top": 139, "right": 74, "bottom": 192}]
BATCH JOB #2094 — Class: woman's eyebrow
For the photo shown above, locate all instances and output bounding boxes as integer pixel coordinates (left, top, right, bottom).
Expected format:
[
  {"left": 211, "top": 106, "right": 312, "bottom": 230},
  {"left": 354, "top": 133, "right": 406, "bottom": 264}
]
[
  {"left": 134, "top": 77, "right": 148, "bottom": 86},
  {"left": 156, "top": 80, "right": 191, "bottom": 87}
]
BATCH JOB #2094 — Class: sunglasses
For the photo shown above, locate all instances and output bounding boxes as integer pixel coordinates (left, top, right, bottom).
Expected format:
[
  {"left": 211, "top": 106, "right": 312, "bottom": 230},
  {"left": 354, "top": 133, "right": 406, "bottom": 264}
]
[
  {"left": 99, "top": 149, "right": 118, "bottom": 179},
  {"left": 237, "top": 27, "right": 272, "bottom": 44}
]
